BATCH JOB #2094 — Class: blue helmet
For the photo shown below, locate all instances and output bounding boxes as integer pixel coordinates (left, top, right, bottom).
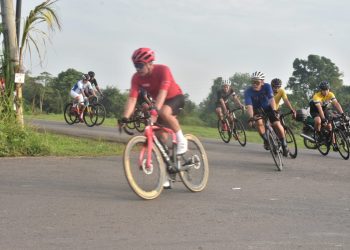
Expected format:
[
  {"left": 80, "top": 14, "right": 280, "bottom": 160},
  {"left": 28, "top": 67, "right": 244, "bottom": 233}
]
[{"left": 319, "top": 81, "right": 330, "bottom": 90}]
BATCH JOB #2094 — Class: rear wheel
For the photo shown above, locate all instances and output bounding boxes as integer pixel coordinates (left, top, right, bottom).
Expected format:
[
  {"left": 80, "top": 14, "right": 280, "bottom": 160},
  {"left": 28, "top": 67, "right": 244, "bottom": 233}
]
[
  {"left": 334, "top": 130, "right": 350, "bottom": 160},
  {"left": 267, "top": 130, "right": 283, "bottom": 171},
  {"left": 123, "top": 136, "right": 166, "bottom": 200},
  {"left": 64, "top": 103, "right": 78, "bottom": 125},
  {"left": 285, "top": 127, "right": 297, "bottom": 158},
  {"left": 179, "top": 134, "right": 209, "bottom": 192},
  {"left": 232, "top": 119, "right": 246, "bottom": 146},
  {"left": 217, "top": 119, "right": 231, "bottom": 143}
]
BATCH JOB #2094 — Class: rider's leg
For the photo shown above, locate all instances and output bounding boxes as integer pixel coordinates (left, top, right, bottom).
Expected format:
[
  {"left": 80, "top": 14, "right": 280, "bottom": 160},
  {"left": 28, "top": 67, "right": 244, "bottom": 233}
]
[{"left": 314, "top": 116, "right": 322, "bottom": 132}]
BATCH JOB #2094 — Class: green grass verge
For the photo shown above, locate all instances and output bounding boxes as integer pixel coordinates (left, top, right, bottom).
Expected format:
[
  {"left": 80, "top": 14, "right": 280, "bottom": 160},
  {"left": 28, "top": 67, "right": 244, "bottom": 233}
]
[{"left": 26, "top": 113, "right": 306, "bottom": 147}]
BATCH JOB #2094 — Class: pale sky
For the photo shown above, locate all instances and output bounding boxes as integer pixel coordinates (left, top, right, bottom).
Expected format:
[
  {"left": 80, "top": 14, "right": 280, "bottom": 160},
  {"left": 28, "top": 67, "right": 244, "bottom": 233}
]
[{"left": 22, "top": 0, "right": 350, "bottom": 104}]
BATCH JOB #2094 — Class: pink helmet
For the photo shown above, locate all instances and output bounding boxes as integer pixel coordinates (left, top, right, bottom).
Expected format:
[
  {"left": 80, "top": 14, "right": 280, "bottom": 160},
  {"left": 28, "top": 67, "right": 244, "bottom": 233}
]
[{"left": 132, "top": 48, "right": 155, "bottom": 64}]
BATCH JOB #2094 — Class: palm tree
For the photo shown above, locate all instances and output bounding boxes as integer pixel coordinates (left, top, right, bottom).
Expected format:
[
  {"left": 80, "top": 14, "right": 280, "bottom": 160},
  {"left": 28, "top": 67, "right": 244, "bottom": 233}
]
[{"left": 1, "top": 0, "right": 61, "bottom": 126}]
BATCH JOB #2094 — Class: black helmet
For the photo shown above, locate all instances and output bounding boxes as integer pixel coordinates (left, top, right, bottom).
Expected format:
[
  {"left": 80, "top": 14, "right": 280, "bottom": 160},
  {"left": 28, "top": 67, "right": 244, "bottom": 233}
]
[
  {"left": 271, "top": 78, "right": 282, "bottom": 88},
  {"left": 319, "top": 81, "right": 330, "bottom": 90},
  {"left": 88, "top": 71, "right": 95, "bottom": 77},
  {"left": 82, "top": 74, "right": 90, "bottom": 81}
]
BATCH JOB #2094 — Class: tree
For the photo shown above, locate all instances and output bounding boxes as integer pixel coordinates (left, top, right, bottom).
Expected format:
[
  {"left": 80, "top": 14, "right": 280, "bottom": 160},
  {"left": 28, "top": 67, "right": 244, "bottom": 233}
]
[
  {"left": 230, "top": 72, "right": 250, "bottom": 95},
  {"left": 1, "top": 0, "right": 61, "bottom": 125},
  {"left": 286, "top": 54, "right": 343, "bottom": 108}
]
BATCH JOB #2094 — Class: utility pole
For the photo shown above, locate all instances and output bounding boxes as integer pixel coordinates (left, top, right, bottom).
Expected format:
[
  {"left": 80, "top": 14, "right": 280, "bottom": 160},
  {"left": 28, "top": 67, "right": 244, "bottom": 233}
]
[{"left": 16, "top": 0, "right": 22, "bottom": 48}]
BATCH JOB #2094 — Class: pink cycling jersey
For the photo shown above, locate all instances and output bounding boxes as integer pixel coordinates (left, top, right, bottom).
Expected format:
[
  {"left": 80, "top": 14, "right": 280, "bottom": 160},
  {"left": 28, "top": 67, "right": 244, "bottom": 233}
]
[{"left": 129, "top": 64, "right": 183, "bottom": 100}]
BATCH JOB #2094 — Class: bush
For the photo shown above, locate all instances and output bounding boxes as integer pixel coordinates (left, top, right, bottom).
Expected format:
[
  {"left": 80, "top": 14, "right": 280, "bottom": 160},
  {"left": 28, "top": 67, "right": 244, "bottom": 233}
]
[{"left": 0, "top": 119, "right": 50, "bottom": 157}]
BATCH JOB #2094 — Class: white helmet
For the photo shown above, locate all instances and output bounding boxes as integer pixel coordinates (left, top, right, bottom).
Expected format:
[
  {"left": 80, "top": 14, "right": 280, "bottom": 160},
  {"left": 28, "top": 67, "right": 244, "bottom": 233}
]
[
  {"left": 221, "top": 79, "right": 231, "bottom": 86},
  {"left": 251, "top": 71, "right": 265, "bottom": 81}
]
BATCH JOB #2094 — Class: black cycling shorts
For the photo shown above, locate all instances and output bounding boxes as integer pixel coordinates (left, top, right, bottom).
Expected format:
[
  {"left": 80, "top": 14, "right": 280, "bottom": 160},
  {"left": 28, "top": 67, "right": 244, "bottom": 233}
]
[
  {"left": 254, "top": 106, "right": 280, "bottom": 123},
  {"left": 163, "top": 94, "right": 185, "bottom": 116}
]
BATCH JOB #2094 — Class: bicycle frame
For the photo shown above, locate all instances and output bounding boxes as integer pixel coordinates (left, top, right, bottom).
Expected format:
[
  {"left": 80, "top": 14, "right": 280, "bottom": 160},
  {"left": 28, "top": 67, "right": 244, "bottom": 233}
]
[{"left": 139, "top": 118, "right": 178, "bottom": 170}]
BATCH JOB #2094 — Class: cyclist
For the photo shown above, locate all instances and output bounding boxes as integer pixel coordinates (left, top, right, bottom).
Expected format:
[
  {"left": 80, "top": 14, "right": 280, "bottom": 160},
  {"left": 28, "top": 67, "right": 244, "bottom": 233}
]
[
  {"left": 244, "top": 71, "right": 289, "bottom": 156},
  {"left": 86, "top": 71, "right": 103, "bottom": 97},
  {"left": 70, "top": 74, "right": 93, "bottom": 121},
  {"left": 216, "top": 79, "right": 244, "bottom": 130},
  {"left": 120, "top": 48, "right": 187, "bottom": 156},
  {"left": 309, "top": 80, "right": 345, "bottom": 151},
  {"left": 271, "top": 78, "right": 296, "bottom": 118}
]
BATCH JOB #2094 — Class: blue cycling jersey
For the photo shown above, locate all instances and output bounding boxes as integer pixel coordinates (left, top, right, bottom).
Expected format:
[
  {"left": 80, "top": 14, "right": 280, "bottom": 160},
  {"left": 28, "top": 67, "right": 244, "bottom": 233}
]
[{"left": 244, "top": 83, "right": 274, "bottom": 110}]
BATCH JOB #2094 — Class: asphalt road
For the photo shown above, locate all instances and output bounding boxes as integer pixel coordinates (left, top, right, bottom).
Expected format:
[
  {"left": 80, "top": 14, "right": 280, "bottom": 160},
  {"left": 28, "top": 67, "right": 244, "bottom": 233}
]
[{"left": 0, "top": 120, "right": 349, "bottom": 250}]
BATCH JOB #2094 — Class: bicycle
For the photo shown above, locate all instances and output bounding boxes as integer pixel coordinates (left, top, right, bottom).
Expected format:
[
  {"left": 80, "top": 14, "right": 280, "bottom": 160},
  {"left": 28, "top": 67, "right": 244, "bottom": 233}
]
[
  {"left": 89, "top": 96, "right": 106, "bottom": 126},
  {"left": 217, "top": 107, "right": 246, "bottom": 146},
  {"left": 314, "top": 114, "right": 350, "bottom": 160},
  {"left": 121, "top": 117, "right": 209, "bottom": 200},
  {"left": 63, "top": 100, "right": 98, "bottom": 127},
  {"left": 279, "top": 110, "right": 297, "bottom": 158},
  {"left": 253, "top": 109, "right": 284, "bottom": 171}
]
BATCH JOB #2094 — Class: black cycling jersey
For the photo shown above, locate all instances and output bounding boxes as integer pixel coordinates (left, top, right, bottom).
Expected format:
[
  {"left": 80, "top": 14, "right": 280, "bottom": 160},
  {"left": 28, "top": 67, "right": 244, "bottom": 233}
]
[
  {"left": 216, "top": 88, "right": 236, "bottom": 105},
  {"left": 90, "top": 78, "right": 98, "bottom": 87}
]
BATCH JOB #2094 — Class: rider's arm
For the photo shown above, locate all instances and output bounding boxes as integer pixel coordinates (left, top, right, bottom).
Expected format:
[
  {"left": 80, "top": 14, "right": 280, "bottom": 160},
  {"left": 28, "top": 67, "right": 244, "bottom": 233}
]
[
  {"left": 269, "top": 97, "right": 277, "bottom": 111},
  {"left": 154, "top": 89, "right": 167, "bottom": 111},
  {"left": 232, "top": 95, "right": 243, "bottom": 108},
  {"left": 315, "top": 102, "right": 326, "bottom": 120},
  {"left": 123, "top": 97, "right": 137, "bottom": 119},
  {"left": 246, "top": 105, "right": 254, "bottom": 119},
  {"left": 95, "top": 85, "right": 103, "bottom": 95},
  {"left": 332, "top": 99, "right": 344, "bottom": 114},
  {"left": 220, "top": 98, "right": 228, "bottom": 113}
]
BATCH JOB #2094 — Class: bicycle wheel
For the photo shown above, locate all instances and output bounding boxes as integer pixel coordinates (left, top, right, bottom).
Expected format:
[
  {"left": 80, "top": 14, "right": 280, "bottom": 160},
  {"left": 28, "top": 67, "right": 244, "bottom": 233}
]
[
  {"left": 334, "top": 130, "right": 350, "bottom": 160},
  {"left": 232, "top": 119, "right": 246, "bottom": 147},
  {"left": 285, "top": 127, "right": 297, "bottom": 158},
  {"left": 179, "top": 134, "right": 209, "bottom": 192},
  {"left": 83, "top": 105, "right": 98, "bottom": 127},
  {"left": 123, "top": 136, "right": 166, "bottom": 200},
  {"left": 267, "top": 130, "right": 283, "bottom": 171},
  {"left": 303, "top": 137, "right": 317, "bottom": 149},
  {"left": 95, "top": 103, "right": 106, "bottom": 126},
  {"left": 315, "top": 131, "right": 330, "bottom": 156},
  {"left": 217, "top": 119, "right": 231, "bottom": 143},
  {"left": 63, "top": 103, "right": 78, "bottom": 125}
]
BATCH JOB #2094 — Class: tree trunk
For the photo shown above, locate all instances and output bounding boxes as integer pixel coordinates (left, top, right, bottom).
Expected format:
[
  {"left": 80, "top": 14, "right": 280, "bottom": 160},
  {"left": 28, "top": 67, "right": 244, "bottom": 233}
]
[{"left": 0, "top": 0, "right": 23, "bottom": 127}]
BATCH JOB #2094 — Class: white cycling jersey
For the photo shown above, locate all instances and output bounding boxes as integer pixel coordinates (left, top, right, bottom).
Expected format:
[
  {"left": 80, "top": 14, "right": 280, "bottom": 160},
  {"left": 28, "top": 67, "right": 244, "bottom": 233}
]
[{"left": 71, "top": 80, "right": 93, "bottom": 94}]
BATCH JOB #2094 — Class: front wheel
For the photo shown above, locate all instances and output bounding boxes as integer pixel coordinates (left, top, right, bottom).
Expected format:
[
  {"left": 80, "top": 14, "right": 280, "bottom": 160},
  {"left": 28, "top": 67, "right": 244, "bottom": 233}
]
[
  {"left": 285, "top": 127, "right": 297, "bottom": 158},
  {"left": 217, "top": 119, "right": 231, "bottom": 143},
  {"left": 95, "top": 103, "right": 106, "bottom": 126},
  {"left": 123, "top": 136, "right": 166, "bottom": 200},
  {"left": 334, "top": 130, "right": 350, "bottom": 160},
  {"left": 179, "top": 134, "right": 209, "bottom": 192},
  {"left": 315, "top": 131, "right": 330, "bottom": 156},
  {"left": 232, "top": 119, "right": 246, "bottom": 147},
  {"left": 83, "top": 105, "right": 98, "bottom": 127},
  {"left": 267, "top": 130, "right": 283, "bottom": 171}
]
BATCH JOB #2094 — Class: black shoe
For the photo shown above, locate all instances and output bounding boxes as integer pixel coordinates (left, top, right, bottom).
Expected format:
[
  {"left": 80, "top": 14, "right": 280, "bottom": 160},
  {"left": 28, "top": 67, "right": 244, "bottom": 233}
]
[
  {"left": 263, "top": 140, "right": 270, "bottom": 150},
  {"left": 333, "top": 144, "right": 339, "bottom": 152},
  {"left": 282, "top": 146, "right": 289, "bottom": 157}
]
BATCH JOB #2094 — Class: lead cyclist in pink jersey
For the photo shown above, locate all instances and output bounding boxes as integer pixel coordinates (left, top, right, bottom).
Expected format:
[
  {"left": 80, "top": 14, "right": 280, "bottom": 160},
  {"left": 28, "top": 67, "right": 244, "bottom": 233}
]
[{"left": 120, "top": 48, "right": 188, "bottom": 155}]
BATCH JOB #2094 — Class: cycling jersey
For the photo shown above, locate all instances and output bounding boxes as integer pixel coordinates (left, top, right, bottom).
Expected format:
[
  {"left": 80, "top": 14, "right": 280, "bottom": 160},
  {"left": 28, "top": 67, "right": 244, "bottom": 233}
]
[
  {"left": 71, "top": 80, "right": 93, "bottom": 94},
  {"left": 244, "top": 83, "right": 274, "bottom": 110},
  {"left": 274, "top": 88, "right": 287, "bottom": 110},
  {"left": 90, "top": 78, "right": 98, "bottom": 88},
  {"left": 216, "top": 88, "right": 236, "bottom": 105},
  {"left": 129, "top": 64, "right": 183, "bottom": 100},
  {"left": 309, "top": 91, "right": 336, "bottom": 117}
]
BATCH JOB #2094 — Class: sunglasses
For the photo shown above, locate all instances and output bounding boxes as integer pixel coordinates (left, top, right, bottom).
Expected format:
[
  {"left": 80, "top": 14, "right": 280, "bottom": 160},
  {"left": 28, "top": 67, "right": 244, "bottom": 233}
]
[
  {"left": 252, "top": 81, "right": 261, "bottom": 85},
  {"left": 134, "top": 62, "right": 145, "bottom": 70}
]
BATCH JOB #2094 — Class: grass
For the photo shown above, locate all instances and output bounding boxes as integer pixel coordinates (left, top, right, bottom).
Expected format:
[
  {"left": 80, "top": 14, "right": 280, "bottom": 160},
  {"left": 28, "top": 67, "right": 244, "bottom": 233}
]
[{"left": 26, "top": 112, "right": 306, "bottom": 147}]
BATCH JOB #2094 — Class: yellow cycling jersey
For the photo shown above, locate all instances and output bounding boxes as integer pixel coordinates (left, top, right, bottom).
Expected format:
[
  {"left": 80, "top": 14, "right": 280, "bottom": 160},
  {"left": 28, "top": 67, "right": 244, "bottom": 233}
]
[
  {"left": 273, "top": 88, "right": 287, "bottom": 110},
  {"left": 312, "top": 91, "right": 336, "bottom": 107}
]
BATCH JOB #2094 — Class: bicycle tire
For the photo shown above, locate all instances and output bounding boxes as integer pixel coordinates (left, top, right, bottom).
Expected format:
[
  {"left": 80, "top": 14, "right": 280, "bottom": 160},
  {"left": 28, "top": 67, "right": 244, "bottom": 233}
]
[
  {"left": 123, "top": 135, "right": 166, "bottom": 200},
  {"left": 179, "top": 134, "right": 209, "bottom": 192},
  {"left": 83, "top": 105, "right": 98, "bottom": 127},
  {"left": 267, "top": 130, "right": 283, "bottom": 171},
  {"left": 217, "top": 119, "right": 231, "bottom": 143},
  {"left": 334, "top": 130, "right": 350, "bottom": 160},
  {"left": 285, "top": 127, "right": 297, "bottom": 159},
  {"left": 303, "top": 137, "right": 317, "bottom": 149},
  {"left": 63, "top": 103, "right": 78, "bottom": 125},
  {"left": 95, "top": 103, "right": 106, "bottom": 126},
  {"left": 232, "top": 119, "right": 247, "bottom": 147},
  {"left": 315, "top": 131, "right": 330, "bottom": 156}
]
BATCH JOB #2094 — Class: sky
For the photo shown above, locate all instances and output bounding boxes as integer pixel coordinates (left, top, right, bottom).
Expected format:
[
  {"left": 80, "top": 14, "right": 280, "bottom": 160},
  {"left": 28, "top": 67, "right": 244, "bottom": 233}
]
[{"left": 22, "top": 0, "right": 350, "bottom": 104}]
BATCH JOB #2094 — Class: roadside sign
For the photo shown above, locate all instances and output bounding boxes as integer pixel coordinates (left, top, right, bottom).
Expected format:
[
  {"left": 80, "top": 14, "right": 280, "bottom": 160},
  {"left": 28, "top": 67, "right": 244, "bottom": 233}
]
[{"left": 15, "top": 73, "right": 25, "bottom": 84}]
